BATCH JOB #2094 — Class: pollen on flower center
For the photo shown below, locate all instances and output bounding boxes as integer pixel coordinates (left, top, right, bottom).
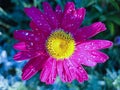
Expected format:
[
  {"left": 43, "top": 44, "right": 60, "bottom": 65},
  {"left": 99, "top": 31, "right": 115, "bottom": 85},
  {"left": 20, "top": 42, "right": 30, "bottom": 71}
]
[{"left": 46, "top": 30, "right": 75, "bottom": 60}]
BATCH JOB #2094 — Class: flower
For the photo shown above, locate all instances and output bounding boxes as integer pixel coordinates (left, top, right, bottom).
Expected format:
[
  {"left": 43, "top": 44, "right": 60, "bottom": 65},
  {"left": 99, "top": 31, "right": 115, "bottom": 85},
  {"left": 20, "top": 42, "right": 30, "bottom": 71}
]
[{"left": 13, "top": 2, "right": 113, "bottom": 84}]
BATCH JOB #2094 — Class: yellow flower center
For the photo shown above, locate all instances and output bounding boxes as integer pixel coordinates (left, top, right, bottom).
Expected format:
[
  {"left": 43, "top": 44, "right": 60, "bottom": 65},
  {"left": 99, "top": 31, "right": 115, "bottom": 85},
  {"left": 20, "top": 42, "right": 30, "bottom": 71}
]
[{"left": 46, "top": 30, "right": 75, "bottom": 60}]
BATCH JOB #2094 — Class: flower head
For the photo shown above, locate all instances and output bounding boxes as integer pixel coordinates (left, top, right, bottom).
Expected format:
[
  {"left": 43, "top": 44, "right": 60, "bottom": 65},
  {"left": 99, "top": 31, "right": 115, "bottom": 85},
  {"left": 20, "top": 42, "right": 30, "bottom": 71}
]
[{"left": 13, "top": 2, "right": 113, "bottom": 84}]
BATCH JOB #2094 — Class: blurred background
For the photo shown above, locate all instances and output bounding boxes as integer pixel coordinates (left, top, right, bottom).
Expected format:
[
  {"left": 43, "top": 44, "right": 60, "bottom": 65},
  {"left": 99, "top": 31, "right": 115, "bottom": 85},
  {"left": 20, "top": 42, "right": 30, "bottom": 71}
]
[{"left": 0, "top": 0, "right": 120, "bottom": 90}]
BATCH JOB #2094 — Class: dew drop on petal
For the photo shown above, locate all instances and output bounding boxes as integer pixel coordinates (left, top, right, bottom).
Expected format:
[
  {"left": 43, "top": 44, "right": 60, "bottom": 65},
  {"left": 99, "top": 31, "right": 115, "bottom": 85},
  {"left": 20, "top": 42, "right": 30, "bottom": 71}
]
[{"left": 25, "top": 33, "right": 29, "bottom": 36}]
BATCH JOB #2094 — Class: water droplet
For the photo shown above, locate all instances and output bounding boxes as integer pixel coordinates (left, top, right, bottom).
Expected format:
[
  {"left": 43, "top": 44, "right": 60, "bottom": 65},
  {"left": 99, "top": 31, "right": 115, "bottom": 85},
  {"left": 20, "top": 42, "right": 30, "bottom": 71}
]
[
  {"left": 51, "top": 17, "right": 54, "bottom": 19},
  {"left": 30, "top": 42, "right": 33, "bottom": 46},
  {"left": 25, "top": 33, "right": 29, "bottom": 36},
  {"left": 31, "top": 34, "right": 34, "bottom": 36}
]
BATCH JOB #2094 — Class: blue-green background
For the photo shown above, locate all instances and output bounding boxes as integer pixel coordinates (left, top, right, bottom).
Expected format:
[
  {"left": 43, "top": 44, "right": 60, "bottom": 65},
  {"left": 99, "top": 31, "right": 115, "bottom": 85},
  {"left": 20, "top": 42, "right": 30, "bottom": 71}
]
[{"left": 0, "top": 0, "right": 120, "bottom": 90}]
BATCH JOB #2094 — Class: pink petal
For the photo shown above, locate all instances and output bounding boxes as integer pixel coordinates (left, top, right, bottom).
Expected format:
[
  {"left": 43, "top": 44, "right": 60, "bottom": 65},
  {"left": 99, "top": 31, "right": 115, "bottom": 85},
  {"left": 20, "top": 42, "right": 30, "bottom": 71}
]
[
  {"left": 64, "top": 59, "right": 77, "bottom": 81},
  {"left": 43, "top": 2, "right": 58, "bottom": 30},
  {"left": 71, "top": 50, "right": 97, "bottom": 67},
  {"left": 40, "top": 61, "right": 52, "bottom": 83},
  {"left": 13, "top": 51, "right": 39, "bottom": 60},
  {"left": 68, "top": 57, "right": 80, "bottom": 67},
  {"left": 29, "top": 21, "right": 50, "bottom": 36},
  {"left": 14, "top": 30, "right": 31, "bottom": 41},
  {"left": 64, "top": 2, "right": 75, "bottom": 14},
  {"left": 14, "top": 42, "right": 46, "bottom": 52},
  {"left": 14, "top": 42, "right": 27, "bottom": 51},
  {"left": 60, "top": 60, "right": 73, "bottom": 82},
  {"left": 75, "top": 65, "right": 88, "bottom": 82},
  {"left": 74, "top": 22, "right": 106, "bottom": 42},
  {"left": 65, "top": 59, "right": 88, "bottom": 82},
  {"left": 24, "top": 7, "right": 51, "bottom": 33},
  {"left": 47, "top": 59, "right": 57, "bottom": 84},
  {"left": 57, "top": 60, "right": 74, "bottom": 82},
  {"left": 77, "top": 40, "right": 113, "bottom": 50},
  {"left": 57, "top": 60, "right": 65, "bottom": 82},
  {"left": 40, "top": 58, "right": 57, "bottom": 84},
  {"left": 55, "top": 5, "right": 63, "bottom": 27},
  {"left": 22, "top": 55, "right": 48, "bottom": 80},
  {"left": 61, "top": 2, "right": 86, "bottom": 32},
  {"left": 29, "top": 21, "right": 39, "bottom": 31},
  {"left": 26, "top": 42, "right": 46, "bottom": 52},
  {"left": 14, "top": 30, "right": 40, "bottom": 41},
  {"left": 88, "top": 50, "right": 109, "bottom": 63},
  {"left": 14, "top": 30, "right": 46, "bottom": 51},
  {"left": 57, "top": 59, "right": 88, "bottom": 83}
]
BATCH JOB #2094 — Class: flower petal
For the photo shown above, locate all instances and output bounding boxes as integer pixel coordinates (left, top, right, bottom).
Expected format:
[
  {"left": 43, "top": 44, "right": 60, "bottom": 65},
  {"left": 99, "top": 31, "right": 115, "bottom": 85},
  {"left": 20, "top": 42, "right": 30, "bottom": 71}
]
[
  {"left": 77, "top": 40, "right": 113, "bottom": 50},
  {"left": 14, "top": 30, "right": 46, "bottom": 51},
  {"left": 55, "top": 5, "right": 63, "bottom": 27},
  {"left": 63, "top": 60, "right": 74, "bottom": 82},
  {"left": 71, "top": 50, "right": 97, "bottom": 67},
  {"left": 43, "top": 2, "right": 58, "bottom": 30},
  {"left": 40, "top": 58, "right": 57, "bottom": 84},
  {"left": 47, "top": 59, "right": 57, "bottom": 84},
  {"left": 61, "top": 2, "right": 86, "bottom": 32},
  {"left": 64, "top": 59, "right": 76, "bottom": 82},
  {"left": 89, "top": 50, "right": 109, "bottom": 63},
  {"left": 29, "top": 21, "right": 50, "bottom": 36},
  {"left": 23, "top": 34, "right": 46, "bottom": 51},
  {"left": 14, "top": 30, "right": 40, "bottom": 41},
  {"left": 29, "top": 21, "right": 38, "bottom": 31},
  {"left": 24, "top": 7, "right": 51, "bottom": 33},
  {"left": 57, "top": 60, "right": 65, "bottom": 82},
  {"left": 74, "top": 22, "right": 106, "bottom": 42},
  {"left": 13, "top": 51, "right": 39, "bottom": 60},
  {"left": 13, "top": 42, "right": 27, "bottom": 51},
  {"left": 65, "top": 59, "right": 88, "bottom": 82},
  {"left": 64, "top": 2, "right": 75, "bottom": 14},
  {"left": 57, "top": 60, "right": 74, "bottom": 82},
  {"left": 26, "top": 42, "right": 45, "bottom": 51},
  {"left": 71, "top": 47, "right": 110, "bottom": 66},
  {"left": 75, "top": 65, "right": 88, "bottom": 82},
  {"left": 22, "top": 55, "right": 48, "bottom": 80},
  {"left": 14, "top": 30, "right": 31, "bottom": 41}
]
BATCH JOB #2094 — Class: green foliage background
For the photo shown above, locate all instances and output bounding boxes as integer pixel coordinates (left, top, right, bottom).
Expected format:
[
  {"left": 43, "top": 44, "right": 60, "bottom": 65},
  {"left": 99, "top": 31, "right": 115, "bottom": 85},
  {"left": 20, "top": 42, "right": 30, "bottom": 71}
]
[{"left": 0, "top": 0, "right": 120, "bottom": 90}]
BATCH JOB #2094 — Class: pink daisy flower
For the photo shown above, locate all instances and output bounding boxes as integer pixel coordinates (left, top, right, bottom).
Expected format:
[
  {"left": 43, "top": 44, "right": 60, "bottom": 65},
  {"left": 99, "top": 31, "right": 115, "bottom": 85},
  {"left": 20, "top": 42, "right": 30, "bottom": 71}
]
[{"left": 13, "top": 2, "right": 113, "bottom": 84}]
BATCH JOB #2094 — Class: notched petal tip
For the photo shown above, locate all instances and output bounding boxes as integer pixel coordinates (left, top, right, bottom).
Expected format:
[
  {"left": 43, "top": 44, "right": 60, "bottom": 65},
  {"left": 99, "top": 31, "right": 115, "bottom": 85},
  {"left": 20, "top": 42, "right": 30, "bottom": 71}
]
[
  {"left": 93, "top": 22, "right": 107, "bottom": 31},
  {"left": 64, "top": 2, "right": 75, "bottom": 13},
  {"left": 76, "top": 7, "right": 86, "bottom": 23},
  {"left": 100, "top": 53, "right": 109, "bottom": 63},
  {"left": 77, "top": 7, "right": 86, "bottom": 15}
]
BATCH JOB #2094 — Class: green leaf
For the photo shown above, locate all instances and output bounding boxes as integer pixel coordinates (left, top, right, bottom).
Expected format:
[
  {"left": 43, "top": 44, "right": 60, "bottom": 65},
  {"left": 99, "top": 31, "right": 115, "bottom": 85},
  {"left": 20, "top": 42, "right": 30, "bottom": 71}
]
[
  {"left": 93, "top": 5, "right": 103, "bottom": 13},
  {"left": 107, "top": 22, "right": 115, "bottom": 36},
  {"left": 107, "top": 15, "right": 120, "bottom": 25},
  {"left": 80, "top": 0, "right": 95, "bottom": 7},
  {"left": 110, "top": 0, "right": 119, "bottom": 10}
]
